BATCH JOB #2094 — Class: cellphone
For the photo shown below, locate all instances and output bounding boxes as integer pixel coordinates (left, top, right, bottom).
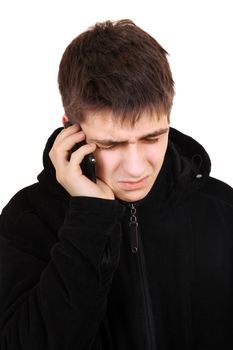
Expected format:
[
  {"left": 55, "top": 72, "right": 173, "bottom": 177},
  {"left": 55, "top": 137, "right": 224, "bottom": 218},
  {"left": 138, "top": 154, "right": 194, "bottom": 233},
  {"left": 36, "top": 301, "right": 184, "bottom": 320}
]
[{"left": 64, "top": 121, "right": 96, "bottom": 183}]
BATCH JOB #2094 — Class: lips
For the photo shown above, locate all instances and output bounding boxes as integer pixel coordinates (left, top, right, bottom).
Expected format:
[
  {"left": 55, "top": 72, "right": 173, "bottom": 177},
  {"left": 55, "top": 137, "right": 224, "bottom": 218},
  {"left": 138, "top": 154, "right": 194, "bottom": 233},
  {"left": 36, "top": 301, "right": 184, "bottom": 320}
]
[{"left": 118, "top": 176, "right": 148, "bottom": 190}]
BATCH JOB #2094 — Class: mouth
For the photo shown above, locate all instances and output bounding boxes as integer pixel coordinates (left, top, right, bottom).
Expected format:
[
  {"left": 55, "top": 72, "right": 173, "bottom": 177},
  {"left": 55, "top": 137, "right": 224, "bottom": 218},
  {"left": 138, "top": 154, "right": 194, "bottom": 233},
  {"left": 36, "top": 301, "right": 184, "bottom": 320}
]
[{"left": 118, "top": 176, "right": 148, "bottom": 190}]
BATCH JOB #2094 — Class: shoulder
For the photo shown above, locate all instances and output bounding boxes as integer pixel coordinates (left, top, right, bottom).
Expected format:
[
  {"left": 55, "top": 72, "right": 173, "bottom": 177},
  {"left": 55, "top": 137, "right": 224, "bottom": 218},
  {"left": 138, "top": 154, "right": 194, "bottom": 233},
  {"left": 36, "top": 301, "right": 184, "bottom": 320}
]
[
  {"left": 0, "top": 181, "right": 67, "bottom": 240},
  {"left": 0, "top": 182, "right": 65, "bottom": 261},
  {"left": 0, "top": 183, "right": 46, "bottom": 238},
  {"left": 184, "top": 175, "right": 233, "bottom": 218},
  {"left": 1, "top": 184, "right": 39, "bottom": 225},
  {"left": 200, "top": 176, "right": 233, "bottom": 207}
]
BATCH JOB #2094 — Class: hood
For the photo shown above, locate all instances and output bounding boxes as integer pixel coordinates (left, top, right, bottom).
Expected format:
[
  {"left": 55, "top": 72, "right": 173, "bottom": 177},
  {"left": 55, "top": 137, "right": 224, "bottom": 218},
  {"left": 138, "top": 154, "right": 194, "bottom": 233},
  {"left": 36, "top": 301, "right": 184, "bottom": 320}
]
[
  {"left": 37, "top": 127, "right": 211, "bottom": 197},
  {"left": 37, "top": 127, "right": 68, "bottom": 197},
  {"left": 169, "top": 127, "right": 211, "bottom": 186}
]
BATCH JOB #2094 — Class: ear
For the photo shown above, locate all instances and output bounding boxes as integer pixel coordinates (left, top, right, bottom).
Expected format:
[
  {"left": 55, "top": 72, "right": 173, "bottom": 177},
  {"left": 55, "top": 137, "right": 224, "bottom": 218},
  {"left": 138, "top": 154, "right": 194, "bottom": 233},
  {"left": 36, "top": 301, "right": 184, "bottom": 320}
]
[{"left": 62, "top": 114, "right": 69, "bottom": 126}]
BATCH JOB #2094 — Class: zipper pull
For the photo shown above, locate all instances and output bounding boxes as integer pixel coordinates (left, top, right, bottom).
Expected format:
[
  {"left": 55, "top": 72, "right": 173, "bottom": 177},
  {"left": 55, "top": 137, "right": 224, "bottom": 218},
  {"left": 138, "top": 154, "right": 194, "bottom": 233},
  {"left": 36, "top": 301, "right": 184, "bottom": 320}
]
[{"left": 129, "top": 204, "right": 139, "bottom": 254}]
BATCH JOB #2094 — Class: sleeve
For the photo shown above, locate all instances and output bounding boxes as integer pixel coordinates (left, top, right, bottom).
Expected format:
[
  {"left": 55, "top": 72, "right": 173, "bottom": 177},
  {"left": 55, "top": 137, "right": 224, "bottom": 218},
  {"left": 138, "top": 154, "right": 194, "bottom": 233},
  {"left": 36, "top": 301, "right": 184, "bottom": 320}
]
[{"left": 0, "top": 196, "right": 124, "bottom": 349}]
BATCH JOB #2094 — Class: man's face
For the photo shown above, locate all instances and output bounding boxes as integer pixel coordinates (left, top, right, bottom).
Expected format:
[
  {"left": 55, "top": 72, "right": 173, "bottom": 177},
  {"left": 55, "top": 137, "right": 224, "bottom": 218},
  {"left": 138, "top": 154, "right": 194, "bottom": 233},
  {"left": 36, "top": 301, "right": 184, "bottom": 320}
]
[{"left": 80, "top": 112, "right": 169, "bottom": 202}]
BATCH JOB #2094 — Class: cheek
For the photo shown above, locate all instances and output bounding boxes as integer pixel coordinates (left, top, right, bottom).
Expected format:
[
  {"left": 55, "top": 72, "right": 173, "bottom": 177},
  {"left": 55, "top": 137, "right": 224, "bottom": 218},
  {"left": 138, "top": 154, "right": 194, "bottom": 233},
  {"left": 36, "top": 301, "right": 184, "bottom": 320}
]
[
  {"left": 147, "top": 141, "right": 168, "bottom": 167},
  {"left": 94, "top": 151, "right": 119, "bottom": 177}
]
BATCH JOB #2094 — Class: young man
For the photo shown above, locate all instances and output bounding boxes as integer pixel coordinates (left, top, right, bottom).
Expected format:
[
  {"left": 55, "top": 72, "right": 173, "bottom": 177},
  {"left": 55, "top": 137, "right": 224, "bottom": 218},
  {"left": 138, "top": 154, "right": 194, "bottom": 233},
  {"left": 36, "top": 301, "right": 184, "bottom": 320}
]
[{"left": 0, "top": 19, "right": 233, "bottom": 350}]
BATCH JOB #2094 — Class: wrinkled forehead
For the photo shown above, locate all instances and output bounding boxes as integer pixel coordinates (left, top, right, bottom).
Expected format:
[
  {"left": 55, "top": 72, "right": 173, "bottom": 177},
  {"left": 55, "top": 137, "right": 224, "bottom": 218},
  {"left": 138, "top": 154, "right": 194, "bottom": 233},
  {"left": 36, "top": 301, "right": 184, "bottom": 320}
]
[
  {"left": 78, "top": 105, "right": 168, "bottom": 124},
  {"left": 81, "top": 108, "right": 167, "bottom": 125},
  {"left": 80, "top": 111, "right": 169, "bottom": 141}
]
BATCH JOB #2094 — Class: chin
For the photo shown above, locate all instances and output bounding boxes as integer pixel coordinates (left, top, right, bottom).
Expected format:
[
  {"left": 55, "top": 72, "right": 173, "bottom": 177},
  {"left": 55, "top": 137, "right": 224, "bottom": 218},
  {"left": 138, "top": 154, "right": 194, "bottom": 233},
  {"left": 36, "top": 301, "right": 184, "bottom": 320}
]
[{"left": 116, "top": 189, "right": 150, "bottom": 203}]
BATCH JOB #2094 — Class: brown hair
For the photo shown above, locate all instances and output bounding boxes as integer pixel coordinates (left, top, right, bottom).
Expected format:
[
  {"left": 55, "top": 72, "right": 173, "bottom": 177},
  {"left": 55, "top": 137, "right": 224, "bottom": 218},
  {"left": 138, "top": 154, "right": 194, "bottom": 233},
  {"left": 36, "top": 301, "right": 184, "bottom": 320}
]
[{"left": 58, "top": 19, "right": 175, "bottom": 125}]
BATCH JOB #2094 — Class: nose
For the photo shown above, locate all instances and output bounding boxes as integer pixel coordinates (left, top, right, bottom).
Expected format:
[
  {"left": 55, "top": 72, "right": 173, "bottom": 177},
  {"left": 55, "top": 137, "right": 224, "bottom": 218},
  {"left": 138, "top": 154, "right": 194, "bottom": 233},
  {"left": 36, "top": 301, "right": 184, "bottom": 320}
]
[{"left": 122, "top": 144, "right": 145, "bottom": 178}]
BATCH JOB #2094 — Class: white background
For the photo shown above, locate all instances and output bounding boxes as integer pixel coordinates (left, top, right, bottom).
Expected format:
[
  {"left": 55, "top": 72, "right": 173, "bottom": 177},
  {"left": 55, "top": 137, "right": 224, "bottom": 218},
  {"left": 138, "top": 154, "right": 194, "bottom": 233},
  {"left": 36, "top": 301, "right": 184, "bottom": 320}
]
[{"left": 0, "top": 0, "right": 232, "bottom": 211}]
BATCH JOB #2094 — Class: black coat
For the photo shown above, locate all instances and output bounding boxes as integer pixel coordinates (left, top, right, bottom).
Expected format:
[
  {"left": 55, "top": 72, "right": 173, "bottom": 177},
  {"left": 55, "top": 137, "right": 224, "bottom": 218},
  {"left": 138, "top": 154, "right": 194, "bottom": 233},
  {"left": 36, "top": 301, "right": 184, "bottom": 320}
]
[{"left": 1, "top": 127, "right": 233, "bottom": 350}]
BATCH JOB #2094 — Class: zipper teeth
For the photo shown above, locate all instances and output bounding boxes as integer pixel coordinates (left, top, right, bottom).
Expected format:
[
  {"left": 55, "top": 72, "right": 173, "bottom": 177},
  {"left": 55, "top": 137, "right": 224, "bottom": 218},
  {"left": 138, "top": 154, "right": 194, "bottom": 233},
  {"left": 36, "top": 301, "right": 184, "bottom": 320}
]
[
  {"left": 129, "top": 204, "right": 139, "bottom": 253},
  {"left": 129, "top": 203, "right": 156, "bottom": 349}
]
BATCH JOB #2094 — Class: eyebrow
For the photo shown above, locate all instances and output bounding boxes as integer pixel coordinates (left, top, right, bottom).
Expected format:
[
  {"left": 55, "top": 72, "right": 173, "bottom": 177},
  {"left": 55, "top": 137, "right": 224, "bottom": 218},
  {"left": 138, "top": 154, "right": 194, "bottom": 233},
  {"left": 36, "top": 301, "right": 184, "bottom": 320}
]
[{"left": 90, "top": 127, "right": 169, "bottom": 146}]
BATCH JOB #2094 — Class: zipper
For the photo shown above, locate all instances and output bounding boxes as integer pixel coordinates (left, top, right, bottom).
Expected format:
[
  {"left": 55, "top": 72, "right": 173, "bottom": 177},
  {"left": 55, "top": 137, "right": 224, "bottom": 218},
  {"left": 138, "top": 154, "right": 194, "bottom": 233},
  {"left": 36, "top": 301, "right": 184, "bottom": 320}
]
[
  {"left": 129, "top": 204, "right": 156, "bottom": 349},
  {"left": 129, "top": 203, "right": 139, "bottom": 253}
]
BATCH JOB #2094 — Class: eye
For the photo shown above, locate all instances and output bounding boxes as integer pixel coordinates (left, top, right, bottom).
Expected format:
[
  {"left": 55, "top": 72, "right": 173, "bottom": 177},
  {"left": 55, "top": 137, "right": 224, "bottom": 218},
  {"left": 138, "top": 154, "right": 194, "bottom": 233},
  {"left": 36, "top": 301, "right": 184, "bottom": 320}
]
[
  {"left": 143, "top": 137, "right": 159, "bottom": 143},
  {"left": 96, "top": 144, "right": 117, "bottom": 150}
]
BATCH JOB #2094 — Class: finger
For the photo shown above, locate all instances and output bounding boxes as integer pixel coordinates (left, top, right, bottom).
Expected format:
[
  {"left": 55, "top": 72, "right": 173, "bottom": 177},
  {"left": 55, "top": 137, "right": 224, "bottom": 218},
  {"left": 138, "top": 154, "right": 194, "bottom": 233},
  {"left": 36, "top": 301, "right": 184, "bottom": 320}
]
[
  {"left": 53, "top": 129, "right": 86, "bottom": 154},
  {"left": 50, "top": 130, "right": 86, "bottom": 169},
  {"left": 61, "top": 131, "right": 86, "bottom": 153},
  {"left": 69, "top": 143, "right": 96, "bottom": 168},
  {"left": 55, "top": 124, "right": 81, "bottom": 144}
]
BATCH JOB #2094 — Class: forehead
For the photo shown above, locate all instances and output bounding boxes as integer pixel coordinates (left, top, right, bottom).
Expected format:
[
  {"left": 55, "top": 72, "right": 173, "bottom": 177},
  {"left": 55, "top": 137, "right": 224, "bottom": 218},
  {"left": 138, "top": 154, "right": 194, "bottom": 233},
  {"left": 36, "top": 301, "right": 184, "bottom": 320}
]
[{"left": 80, "top": 111, "right": 169, "bottom": 140}]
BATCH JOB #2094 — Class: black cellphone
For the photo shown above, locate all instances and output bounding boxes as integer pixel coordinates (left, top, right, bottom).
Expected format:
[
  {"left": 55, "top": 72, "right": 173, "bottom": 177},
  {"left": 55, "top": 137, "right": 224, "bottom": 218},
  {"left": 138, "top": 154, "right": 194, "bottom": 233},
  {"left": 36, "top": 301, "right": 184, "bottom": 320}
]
[{"left": 64, "top": 121, "right": 96, "bottom": 183}]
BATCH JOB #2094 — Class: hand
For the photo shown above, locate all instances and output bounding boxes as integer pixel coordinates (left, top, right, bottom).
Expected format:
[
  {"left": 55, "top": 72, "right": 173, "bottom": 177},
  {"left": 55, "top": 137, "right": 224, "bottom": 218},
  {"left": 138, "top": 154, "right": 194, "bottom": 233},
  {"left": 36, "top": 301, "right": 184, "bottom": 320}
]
[{"left": 49, "top": 124, "right": 115, "bottom": 199}]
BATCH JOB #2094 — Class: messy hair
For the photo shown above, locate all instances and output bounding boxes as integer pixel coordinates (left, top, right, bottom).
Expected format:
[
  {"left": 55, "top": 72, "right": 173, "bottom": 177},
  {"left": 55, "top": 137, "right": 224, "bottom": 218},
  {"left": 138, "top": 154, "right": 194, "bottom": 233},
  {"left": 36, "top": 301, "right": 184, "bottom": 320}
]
[{"left": 58, "top": 19, "right": 175, "bottom": 125}]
